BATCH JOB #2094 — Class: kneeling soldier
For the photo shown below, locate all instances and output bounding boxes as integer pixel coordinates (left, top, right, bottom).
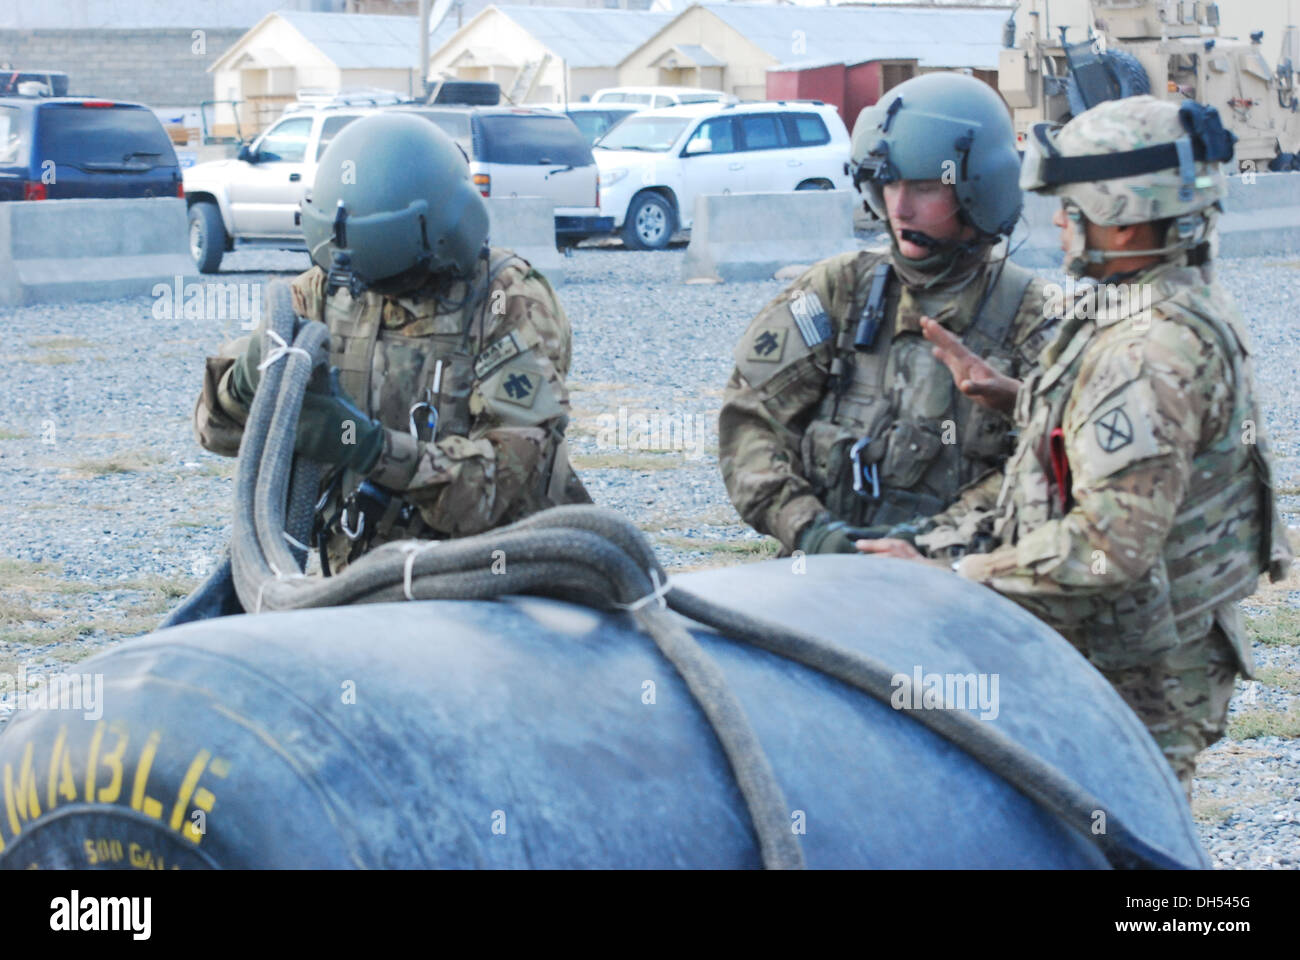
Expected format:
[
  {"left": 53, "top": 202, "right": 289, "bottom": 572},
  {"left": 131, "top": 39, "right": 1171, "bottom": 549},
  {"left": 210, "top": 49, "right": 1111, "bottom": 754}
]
[{"left": 194, "top": 113, "right": 590, "bottom": 573}]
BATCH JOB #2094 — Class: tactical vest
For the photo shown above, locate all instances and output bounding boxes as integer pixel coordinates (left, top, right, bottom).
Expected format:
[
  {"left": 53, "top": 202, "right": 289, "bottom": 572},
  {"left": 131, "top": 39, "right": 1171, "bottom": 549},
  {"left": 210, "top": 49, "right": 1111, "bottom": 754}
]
[
  {"left": 804, "top": 256, "right": 1037, "bottom": 527},
  {"left": 313, "top": 250, "right": 548, "bottom": 570},
  {"left": 993, "top": 266, "right": 1290, "bottom": 674}
]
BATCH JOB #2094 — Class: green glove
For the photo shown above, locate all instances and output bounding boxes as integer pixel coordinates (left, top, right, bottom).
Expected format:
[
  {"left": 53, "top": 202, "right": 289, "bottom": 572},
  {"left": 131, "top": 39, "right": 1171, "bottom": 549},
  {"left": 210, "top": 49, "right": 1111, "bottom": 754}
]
[
  {"left": 228, "top": 332, "right": 265, "bottom": 409},
  {"left": 294, "top": 368, "right": 385, "bottom": 474},
  {"left": 798, "top": 513, "right": 866, "bottom": 555}
]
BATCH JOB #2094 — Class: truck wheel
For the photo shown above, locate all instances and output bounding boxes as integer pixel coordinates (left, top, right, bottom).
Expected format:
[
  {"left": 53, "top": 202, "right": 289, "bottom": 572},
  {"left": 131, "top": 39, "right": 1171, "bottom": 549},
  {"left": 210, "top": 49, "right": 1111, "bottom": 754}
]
[
  {"left": 795, "top": 179, "right": 834, "bottom": 191},
  {"left": 1066, "top": 49, "right": 1150, "bottom": 115},
  {"left": 188, "top": 202, "right": 227, "bottom": 274},
  {"left": 621, "top": 192, "right": 674, "bottom": 250}
]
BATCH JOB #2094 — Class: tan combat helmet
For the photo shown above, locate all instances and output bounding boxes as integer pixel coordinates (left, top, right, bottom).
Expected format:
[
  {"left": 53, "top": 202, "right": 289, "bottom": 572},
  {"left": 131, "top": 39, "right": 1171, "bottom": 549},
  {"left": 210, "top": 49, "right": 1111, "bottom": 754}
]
[{"left": 1020, "top": 95, "right": 1236, "bottom": 275}]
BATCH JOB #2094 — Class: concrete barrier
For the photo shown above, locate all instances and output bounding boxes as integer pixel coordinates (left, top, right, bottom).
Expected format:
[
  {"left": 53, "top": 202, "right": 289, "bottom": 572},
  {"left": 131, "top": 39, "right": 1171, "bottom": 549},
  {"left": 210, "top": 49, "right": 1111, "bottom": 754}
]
[
  {"left": 1010, "top": 171, "right": 1300, "bottom": 270},
  {"left": 0, "top": 197, "right": 198, "bottom": 307},
  {"left": 485, "top": 197, "right": 563, "bottom": 285},
  {"left": 682, "top": 190, "right": 857, "bottom": 283}
]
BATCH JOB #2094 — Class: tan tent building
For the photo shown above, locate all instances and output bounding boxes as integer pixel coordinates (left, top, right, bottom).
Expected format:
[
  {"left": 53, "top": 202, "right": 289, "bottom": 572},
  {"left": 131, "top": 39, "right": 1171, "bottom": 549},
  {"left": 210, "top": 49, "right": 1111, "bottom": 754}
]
[
  {"left": 619, "top": 3, "right": 1013, "bottom": 101},
  {"left": 208, "top": 11, "right": 424, "bottom": 133},
  {"left": 426, "top": 5, "right": 671, "bottom": 103}
]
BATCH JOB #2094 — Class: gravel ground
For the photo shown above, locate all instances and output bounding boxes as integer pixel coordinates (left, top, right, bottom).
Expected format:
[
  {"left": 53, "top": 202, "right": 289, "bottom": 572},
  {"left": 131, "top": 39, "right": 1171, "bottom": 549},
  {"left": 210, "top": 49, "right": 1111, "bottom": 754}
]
[{"left": 0, "top": 242, "right": 1297, "bottom": 868}]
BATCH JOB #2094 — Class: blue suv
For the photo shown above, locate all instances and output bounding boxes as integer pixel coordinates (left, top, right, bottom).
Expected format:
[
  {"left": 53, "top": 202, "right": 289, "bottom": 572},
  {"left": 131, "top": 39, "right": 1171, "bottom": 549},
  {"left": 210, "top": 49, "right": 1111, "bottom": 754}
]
[{"left": 0, "top": 96, "right": 182, "bottom": 201}]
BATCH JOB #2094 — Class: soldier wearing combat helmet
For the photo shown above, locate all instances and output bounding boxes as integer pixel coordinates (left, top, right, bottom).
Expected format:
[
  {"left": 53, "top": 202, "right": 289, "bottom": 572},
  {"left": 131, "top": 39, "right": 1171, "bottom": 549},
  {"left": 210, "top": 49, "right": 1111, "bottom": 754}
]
[
  {"left": 194, "top": 113, "right": 590, "bottom": 574},
  {"left": 863, "top": 96, "right": 1294, "bottom": 797},
  {"left": 718, "top": 72, "right": 1059, "bottom": 556}
]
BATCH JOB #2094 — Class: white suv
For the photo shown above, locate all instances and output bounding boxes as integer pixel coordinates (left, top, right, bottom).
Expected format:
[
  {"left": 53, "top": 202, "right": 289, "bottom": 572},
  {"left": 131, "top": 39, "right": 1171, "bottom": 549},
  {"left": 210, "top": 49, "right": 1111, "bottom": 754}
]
[
  {"left": 593, "top": 101, "right": 851, "bottom": 250},
  {"left": 184, "top": 103, "right": 610, "bottom": 272},
  {"left": 590, "top": 86, "right": 733, "bottom": 108}
]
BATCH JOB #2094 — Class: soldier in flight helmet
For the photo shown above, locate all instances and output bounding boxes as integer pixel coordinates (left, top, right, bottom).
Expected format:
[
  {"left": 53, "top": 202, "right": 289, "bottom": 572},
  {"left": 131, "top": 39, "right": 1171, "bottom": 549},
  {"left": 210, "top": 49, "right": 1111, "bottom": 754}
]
[
  {"left": 719, "top": 71, "right": 1058, "bottom": 556},
  {"left": 863, "top": 96, "right": 1292, "bottom": 798},
  {"left": 194, "top": 112, "right": 590, "bottom": 574}
]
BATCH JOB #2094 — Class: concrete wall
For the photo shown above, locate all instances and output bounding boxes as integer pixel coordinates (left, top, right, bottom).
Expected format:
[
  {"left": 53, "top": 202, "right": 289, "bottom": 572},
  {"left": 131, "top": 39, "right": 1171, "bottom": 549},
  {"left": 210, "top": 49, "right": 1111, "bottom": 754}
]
[
  {"left": 1009, "top": 171, "right": 1300, "bottom": 270},
  {"left": 682, "top": 190, "right": 857, "bottom": 283},
  {"left": 619, "top": 6, "right": 775, "bottom": 101},
  {"left": 0, "top": 28, "right": 245, "bottom": 110},
  {"left": 0, "top": 198, "right": 197, "bottom": 306},
  {"left": 486, "top": 197, "right": 563, "bottom": 284}
]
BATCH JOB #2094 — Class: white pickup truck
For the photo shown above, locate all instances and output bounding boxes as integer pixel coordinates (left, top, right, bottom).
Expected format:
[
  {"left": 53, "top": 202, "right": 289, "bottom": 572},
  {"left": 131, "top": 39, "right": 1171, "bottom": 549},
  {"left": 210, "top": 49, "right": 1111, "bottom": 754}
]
[{"left": 184, "top": 103, "right": 611, "bottom": 273}]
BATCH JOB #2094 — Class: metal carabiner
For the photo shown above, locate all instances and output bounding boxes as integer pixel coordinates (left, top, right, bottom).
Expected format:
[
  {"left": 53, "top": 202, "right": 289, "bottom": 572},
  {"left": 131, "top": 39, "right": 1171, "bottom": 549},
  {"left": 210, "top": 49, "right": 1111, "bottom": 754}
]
[
  {"left": 339, "top": 503, "right": 365, "bottom": 541},
  {"left": 408, "top": 400, "right": 436, "bottom": 443},
  {"left": 849, "top": 435, "right": 880, "bottom": 500}
]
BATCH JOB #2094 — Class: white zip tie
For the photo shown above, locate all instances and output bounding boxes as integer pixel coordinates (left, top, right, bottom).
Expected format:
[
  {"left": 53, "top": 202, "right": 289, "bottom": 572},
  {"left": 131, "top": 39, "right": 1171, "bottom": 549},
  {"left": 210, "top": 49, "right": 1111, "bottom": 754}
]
[
  {"left": 282, "top": 530, "right": 311, "bottom": 553},
  {"left": 257, "top": 329, "right": 311, "bottom": 371},
  {"left": 400, "top": 540, "right": 442, "bottom": 601},
  {"left": 614, "top": 568, "right": 670, "bottom": 612},
  {"left": 255, "top": 561, "right": 306, "bottom": 614}
]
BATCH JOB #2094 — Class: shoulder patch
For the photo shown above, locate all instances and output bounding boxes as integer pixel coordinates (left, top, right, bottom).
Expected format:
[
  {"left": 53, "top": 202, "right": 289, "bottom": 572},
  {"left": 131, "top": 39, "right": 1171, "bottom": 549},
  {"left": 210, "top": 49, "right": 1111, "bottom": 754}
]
[
  {"left": 1093, "top": 406, "right": 1134, "bottom": 453},
  {"left": 1074, "top": 378, "right": 1169, "bottom": 480},
  {"left": 474, "top": 331, "right": 523, "bottom": 379},
  {"left": 495, "top": 367, "right": 538, "bottom": 408},
  {"left": 746, "top": 327, "right": 788, "bottom": 363},
  {"left": 788, "top": 290, "right": 832, "bottom": 347}
]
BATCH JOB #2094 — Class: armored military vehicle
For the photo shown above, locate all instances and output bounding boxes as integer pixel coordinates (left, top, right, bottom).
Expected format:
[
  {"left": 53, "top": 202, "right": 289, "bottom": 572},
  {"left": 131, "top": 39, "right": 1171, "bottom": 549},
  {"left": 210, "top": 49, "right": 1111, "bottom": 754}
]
[{"left": 998, "top": 0, "right": 1300, "bottom": 170}]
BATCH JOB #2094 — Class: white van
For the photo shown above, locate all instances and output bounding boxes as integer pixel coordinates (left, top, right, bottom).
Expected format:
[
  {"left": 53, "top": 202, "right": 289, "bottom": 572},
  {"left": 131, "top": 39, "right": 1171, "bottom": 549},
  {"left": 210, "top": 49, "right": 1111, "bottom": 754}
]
[
  {"left": 590, "top": 86, "right": 733, "bottom": 108},
  {"left": 592, "top": 100, "right": 852, "bottom": 249}
]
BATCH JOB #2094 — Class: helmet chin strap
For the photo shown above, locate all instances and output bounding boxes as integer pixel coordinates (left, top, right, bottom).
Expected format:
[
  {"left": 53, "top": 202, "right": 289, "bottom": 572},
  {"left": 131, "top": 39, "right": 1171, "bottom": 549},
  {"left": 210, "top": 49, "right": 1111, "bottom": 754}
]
[{"left": 1062, "top": 202, "right": 1208, "bottom": 277}]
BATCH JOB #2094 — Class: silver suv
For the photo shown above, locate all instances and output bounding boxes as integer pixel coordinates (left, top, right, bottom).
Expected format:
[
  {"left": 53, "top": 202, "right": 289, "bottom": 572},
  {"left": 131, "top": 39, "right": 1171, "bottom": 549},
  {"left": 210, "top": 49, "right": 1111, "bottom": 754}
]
[{"left": 183, "top": 102, "right": 610, "bottom": 272}]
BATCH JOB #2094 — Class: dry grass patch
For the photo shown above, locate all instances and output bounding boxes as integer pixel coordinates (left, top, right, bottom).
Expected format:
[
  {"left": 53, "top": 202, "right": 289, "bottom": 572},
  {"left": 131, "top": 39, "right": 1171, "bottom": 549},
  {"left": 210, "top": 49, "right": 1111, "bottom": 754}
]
[
  {"left": 0, "top": 557, "right": 63, "bottom": 587},
  {"left": 571, "top": 452, "right": 686, "bottom": 471},
  {"left": 0, "top": 426, "right": 28, "bottom": 440},
  {"left": 1254, "top": 665, "right": 1300, "bottom": 692},
  {"left": 0, "top": 596, "right": 58, "bottom": 625},
  {"left": 0, "top": 623, "right": 85, "bottom": 646},
  {"left": 1228, "top": 705, "right": 1300, "bottom": 740},
  {"left": 114, "top": 575, "right": 197, "bottom": 600},
  {"left": 1246, "top": 606, "right": 1300, "bottom": 646},
  {"left": 655, "top": 535, "right": 780, "bottom": 558},
  {"left": 1191, "top": 796, "right": 1234, "bottom": 824},
  {"left": 29, "top": 352, "right": 78, "bottom": 365},
  {"left": 27, "top": 336, "right": 94, "bottom": 350},
  {"left": 47, "top": 642, "right": 105, "bottom": 664},
  {"left": 64, "top": 450, "right": 168, "bottom": 476}
]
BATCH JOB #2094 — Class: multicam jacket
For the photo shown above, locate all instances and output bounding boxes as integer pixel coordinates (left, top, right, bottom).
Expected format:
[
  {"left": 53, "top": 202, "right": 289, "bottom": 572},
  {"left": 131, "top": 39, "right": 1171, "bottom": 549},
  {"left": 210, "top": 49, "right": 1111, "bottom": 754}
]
[
  {"left": 194, "top": 248, "right": 590, "bottom": 571},
  {"left": 926, "top": 260, "right": 1292, "bottom": 677},
  {"left": 719, "top": 248, "right": 1057, "bottom": 551}
]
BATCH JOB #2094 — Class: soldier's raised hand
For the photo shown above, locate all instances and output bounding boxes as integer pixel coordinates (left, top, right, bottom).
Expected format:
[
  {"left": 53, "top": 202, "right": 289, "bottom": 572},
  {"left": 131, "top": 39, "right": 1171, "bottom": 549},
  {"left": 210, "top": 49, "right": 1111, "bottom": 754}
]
[{"left": 921, "top": 316, "right": 1021, "bottom": 416}]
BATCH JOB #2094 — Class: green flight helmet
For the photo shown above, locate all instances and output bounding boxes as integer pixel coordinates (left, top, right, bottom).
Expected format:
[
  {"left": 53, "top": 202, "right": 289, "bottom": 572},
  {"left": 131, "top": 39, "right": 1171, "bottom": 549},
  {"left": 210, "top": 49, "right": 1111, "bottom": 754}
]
[
  {"left": 300, "top": 112, "right": 488, "bottom": 290},
  {"left": 850, "top": 72, "right": 1023, "bottom": 238}
]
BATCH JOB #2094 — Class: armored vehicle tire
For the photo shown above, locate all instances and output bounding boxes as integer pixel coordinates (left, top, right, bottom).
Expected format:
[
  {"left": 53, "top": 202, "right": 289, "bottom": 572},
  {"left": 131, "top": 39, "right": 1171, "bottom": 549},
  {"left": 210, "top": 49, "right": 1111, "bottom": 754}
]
[
  {"left": 622, "top": 191, "right": 675, "bottom": 250},
  {"left": 0, "top": 557, "right": 1209, "bottom": 869},
  {"left": 795, "top": 178, "right": 835, "bottom": 190},
  {"left": 188, "top": 201, "right": 226, "bottom": 274},
  {"left": 1066, "top": 49, "right": 1151, "bottom": 116}
]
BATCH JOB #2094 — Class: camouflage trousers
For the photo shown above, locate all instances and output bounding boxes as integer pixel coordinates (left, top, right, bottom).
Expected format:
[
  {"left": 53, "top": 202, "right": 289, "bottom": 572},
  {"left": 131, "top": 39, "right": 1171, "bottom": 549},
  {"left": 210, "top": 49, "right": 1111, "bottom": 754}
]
[{"left": 1098, "top": 624, "right": 1238, "bottom": 802}]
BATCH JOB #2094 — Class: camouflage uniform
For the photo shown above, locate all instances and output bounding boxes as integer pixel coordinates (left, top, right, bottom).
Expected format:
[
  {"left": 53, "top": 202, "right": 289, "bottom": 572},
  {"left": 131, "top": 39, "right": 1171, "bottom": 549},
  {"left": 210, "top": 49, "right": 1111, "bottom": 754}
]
[
  {"left": 920, "top": 97, "right": 1293, "bottom": 795},
  {"left": 719, "top": 248, "right": 1058, "bottom": 551},
  {"left": 195, "top": 248, "right": 590, "bottom": 572}
]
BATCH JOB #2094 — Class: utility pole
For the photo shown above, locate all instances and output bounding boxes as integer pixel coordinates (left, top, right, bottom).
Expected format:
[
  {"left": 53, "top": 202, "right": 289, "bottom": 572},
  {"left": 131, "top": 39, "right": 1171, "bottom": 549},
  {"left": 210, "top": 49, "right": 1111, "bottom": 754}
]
[{"left": 419, "top": 0, "right": 430, "bottom": 100}]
